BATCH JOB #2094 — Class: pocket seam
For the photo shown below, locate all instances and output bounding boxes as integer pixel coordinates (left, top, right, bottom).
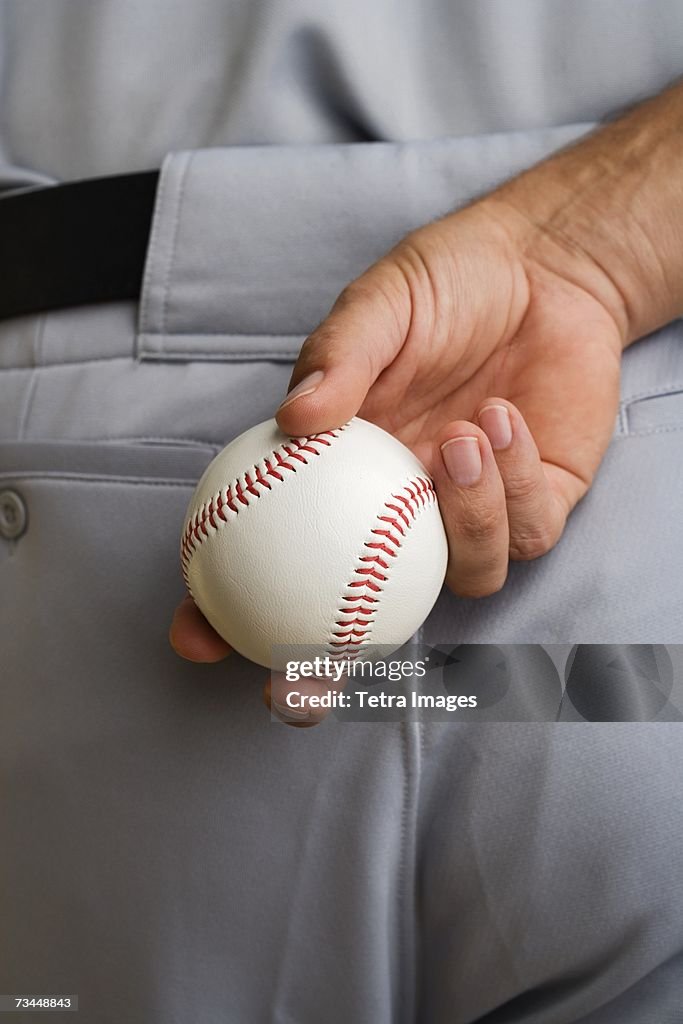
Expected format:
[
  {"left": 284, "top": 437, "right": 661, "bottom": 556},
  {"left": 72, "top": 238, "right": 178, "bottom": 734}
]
[
  {"left": 136, "top": 330, "right": 303, "bottom": 363},
  {"left": 621, "top": 382, "right": 683, "bottom": 405},
  {"left": 621, "top": 383, "right": 683, "bottom": 437},
  {"left": 0, "top": 472, "right": 198, "bottom": 487},
  {"left": 617, "top": 422, "right": 683, "bottom": 439}
]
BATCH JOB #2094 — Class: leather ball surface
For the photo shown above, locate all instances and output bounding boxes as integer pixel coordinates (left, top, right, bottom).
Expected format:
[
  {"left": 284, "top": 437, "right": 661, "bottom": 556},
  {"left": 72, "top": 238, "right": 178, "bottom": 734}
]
[{"left": 181, "top": 417, "right": 448, "bottom": 670}]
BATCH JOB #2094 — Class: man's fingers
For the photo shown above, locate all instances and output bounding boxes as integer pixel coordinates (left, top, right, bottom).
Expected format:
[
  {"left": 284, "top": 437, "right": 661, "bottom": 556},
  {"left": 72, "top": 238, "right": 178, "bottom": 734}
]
[
  {"left": 275, "top": 260, "right": 410, "bottom": 436},
  {"left": 265, "top": 672, "right": 345, "bottom": 728},
  {"left": 169, "top": 598, "right": 338, "bottom": 730},
  {"left": 433, "top": 423, "right": 510, "bottom": 598},
  {"left": 169, "top": 595, "right": 232, "bottom": 662},
  {"left": 476, "top": 399, "right": 583, "bottom": 561}
]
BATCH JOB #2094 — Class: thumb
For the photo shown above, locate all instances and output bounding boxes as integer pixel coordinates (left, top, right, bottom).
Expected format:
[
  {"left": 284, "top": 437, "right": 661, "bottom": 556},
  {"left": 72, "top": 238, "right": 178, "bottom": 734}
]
[{"left": 275, "top": 258, "right": 410, "bottom": 436}]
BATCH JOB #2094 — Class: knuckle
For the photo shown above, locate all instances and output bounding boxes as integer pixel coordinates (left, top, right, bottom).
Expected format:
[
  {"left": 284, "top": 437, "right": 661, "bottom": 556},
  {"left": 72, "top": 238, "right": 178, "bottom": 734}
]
[
  {"left": 504, "top": 473, "right": 544, "bottom": 504},
  {"left": 333, "top": 277, "right": 377, "bottom": 309},
  {"left": 334, "top": 281, "right": 362, "bottom": 308},
  {"left": 509, "top": 524, "right": 558, "bottom": 561},
  {"left": 300, "top": 317, "right": 348, "bottom": 362},
  {"left": 456, "top": 503, "right": 504, "bottom": 542},
  {"left": 297, "top": 332, "right": 323, "bottom": 364}
]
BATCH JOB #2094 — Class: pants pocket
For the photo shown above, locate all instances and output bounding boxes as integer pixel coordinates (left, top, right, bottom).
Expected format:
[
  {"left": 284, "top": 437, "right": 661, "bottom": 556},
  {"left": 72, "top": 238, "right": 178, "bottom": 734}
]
[{"left": 623, "top": 385, "right": 683, "bottom": 435}]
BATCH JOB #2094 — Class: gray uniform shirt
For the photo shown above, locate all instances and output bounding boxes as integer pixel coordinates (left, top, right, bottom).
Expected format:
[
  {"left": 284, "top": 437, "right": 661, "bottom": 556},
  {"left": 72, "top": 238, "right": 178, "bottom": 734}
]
[{"left": 3, "top": 0, "right": 683, "bottom": 180}]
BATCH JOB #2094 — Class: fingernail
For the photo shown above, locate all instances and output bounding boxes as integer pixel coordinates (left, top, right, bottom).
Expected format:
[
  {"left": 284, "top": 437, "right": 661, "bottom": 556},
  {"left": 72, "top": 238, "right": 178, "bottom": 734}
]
[
  {"left": 441, "top": 436, "right": 482, "bottom": 486},
  {"left": 479, "top": 405, "right": 512, "bottom": 450},
  {"left": 272, "top": 698, "right": 311, "bottom": 722},
  {"left": 278, "top": 370, "right": 324, "bottom": 411}
]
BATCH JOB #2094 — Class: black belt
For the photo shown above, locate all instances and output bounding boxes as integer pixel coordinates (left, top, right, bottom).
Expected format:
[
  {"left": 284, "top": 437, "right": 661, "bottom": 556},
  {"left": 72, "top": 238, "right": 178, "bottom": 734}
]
[{"left": 0, "top": 170, "right": 160, "bottom": 321}]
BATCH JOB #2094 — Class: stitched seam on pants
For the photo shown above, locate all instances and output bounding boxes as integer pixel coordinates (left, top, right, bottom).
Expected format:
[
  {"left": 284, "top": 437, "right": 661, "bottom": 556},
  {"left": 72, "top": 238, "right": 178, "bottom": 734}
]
[
  {"left": 613, "top": 423, "right": 683, "bottom": 439},
  {"left": 621, "top": 385, "right": 683, "bottom": 436},
  {"left": 0, "top": 356, "right": 138, "bottom": 371},
  {"left": 87, "top": 435, "right": 220, "bottom": 447},
  {"left": 137, "top": 349, "right": 300, "bottom": 360},
  {"left": 620, "top": 381, "right": 683, "bottom": 405},
  {"left": 0, "top": 473, "right": 198, "bottom": 487},
  {"left": 137, "top": 160, "right": 169, "bottom": 339},
  {"left": 398, "top": 721, "right": 421, "bottom": 1024},
  {"left": 138, "top": 330, "right": 307, "bottom": 339},
  {"left": 161, "top": 151, "right": 194, "bottom": 339},
  {"left": 16, "top": 314, "right": 46, "bottom": 440}
]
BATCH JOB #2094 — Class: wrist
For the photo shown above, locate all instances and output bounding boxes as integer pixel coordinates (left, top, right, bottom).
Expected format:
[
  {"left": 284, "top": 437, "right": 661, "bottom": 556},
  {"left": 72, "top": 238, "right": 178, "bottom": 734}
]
[
  {"left": 482, "top": 81, "right": 683, "bottom": 347},
  {"left": 482, "top": 181, "right": 633, "bottom": 349}
]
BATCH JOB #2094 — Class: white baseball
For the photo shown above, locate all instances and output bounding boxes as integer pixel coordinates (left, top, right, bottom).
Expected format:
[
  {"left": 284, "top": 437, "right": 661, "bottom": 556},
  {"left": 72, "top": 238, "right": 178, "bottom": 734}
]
[{"left": 180, "top": 417, "right": 448, "bottom": 670}]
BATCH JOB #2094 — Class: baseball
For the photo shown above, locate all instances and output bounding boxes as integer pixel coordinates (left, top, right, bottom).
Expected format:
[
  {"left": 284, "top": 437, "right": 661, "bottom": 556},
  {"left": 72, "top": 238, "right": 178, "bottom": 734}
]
[{"left": 180, "top": 417, "right": 448, "bottom": 670}]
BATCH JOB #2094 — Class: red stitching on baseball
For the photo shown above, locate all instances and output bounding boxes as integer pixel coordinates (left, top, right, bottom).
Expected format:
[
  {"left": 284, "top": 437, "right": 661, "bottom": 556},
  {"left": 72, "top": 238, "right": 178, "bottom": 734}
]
[
  {"left": 378, "top": 514, "right": 405, "bottom": 536},
  {"left": 359, "top": 554, "right": 390, "bottom": 569},
  {"left": 354, "top": 568, "right": 388, "bottom": 581},
  {"left": 385, "top": 502, "right": 411, "bottom": 528},
  {"left": 181, "top": 433, "right": 437, "bottom": 661},
  {"left": 325, "top": 475, "right": 437, "bottom": 659},
  {"left": 371, "top": 528, "right": 402, "bottom": 546},
  {"left": 244, "top": 472, "right": 260, "bottom": 497},
  {"left": 180, "top": 427, "right": 347, "bottom": 588},
  {"left": 226, "top": 488, "right": 238, "bottom": 514},
  {"left": 264, "top": 458, "right": 283, "bottom": 482},
  {"left": 254, "top": 467, "right": 272, "bottom": 490}
]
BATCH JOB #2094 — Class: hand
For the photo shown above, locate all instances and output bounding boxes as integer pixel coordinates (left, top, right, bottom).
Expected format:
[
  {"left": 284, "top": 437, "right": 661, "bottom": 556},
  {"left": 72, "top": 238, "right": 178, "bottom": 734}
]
[
  {"left": 170, "top": 195, "right": 625, "bottom": 721},
  {"left": 274, "top": 198, "right": 625, "bottom": 595},
  {"left": 172, "top": 77, "right": 683, "bottom": 725}
]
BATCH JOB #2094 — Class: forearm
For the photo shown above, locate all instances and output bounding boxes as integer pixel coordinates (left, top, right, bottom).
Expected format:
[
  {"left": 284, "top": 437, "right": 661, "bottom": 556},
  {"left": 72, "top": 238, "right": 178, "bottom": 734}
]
[{"left": 486, "top": 77, "right": 683, "bottom": 347}]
